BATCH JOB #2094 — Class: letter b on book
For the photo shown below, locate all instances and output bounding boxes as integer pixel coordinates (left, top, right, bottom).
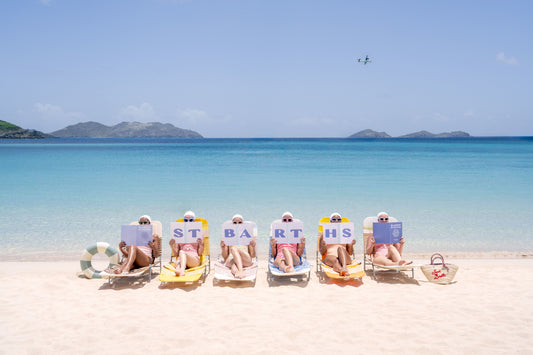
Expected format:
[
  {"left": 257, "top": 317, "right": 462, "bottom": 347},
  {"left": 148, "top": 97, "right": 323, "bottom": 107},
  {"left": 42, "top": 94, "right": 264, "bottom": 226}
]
[{"left": 221, "top": 221, "right": 256, "bottom": 246}]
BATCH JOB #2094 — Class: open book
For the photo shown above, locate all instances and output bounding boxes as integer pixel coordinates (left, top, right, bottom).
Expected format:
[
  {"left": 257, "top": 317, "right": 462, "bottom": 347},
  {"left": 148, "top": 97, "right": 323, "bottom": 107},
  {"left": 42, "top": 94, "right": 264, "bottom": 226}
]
[
  {"left": 121, "top": 225, "right": 153, "bottom": 246},
  {"left": 372, "top": 222, "right": 402, "bottom": 244}
]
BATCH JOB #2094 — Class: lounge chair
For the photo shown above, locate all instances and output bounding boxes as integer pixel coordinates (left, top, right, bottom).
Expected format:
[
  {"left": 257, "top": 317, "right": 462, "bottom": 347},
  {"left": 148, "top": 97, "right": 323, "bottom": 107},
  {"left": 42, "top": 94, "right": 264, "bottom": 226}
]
[
  {"left": 213, "top": 221, "right": 258, "bottom": 285},
  {"left": 315, "top": 216, "right": 365, "bottom": 281},
  {"left": 107, "top": 220, "right": 163, "bottom": 285},
  {"left": 363, "top": 216, "right": 417, "bottom": 280},
  {"left": 159, "top": 218, "right": 211, "bottom": 284},
  {"left": 267, "top": 219, "right": 311, "bottom": 281},
  {"left": 213, "top": 255, "right": 258, "bottom": 284}
]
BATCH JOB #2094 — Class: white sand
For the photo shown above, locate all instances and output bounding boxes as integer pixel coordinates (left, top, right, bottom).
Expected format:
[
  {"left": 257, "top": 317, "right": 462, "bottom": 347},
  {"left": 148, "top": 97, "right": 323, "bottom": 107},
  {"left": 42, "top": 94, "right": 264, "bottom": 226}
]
[{"left": 1, "top": 257, "right": 532, "bottom": 354}]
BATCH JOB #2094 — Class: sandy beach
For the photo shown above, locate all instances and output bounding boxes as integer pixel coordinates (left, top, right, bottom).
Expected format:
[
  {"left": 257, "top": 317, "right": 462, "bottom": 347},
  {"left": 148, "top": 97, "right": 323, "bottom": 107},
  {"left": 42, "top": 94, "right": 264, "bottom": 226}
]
[{"left": 1, "top": 255, "right": 532, "bottom": 355}]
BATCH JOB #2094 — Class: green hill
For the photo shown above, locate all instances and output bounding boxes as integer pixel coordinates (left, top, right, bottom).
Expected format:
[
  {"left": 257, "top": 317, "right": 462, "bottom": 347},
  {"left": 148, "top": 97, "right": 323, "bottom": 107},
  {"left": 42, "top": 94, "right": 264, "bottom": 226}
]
[
  {"left": 0, "top": 120, "right": 53, "bottom": 139},
  {"left": 0, "top": 120, "right": 22, "bottom": 131}
]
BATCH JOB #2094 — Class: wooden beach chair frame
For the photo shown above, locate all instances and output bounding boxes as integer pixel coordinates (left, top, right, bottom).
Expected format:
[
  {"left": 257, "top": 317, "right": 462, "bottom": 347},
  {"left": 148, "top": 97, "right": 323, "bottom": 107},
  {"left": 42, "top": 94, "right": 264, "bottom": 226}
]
[
  {"left": 315, "top": 216, "right": 365, "bottom": 281},
  {"left": 363, "top": 216, "right": 416, "bottom": 280},
  {"left": 213, "top": 220, "right": 258, "bottom": 285},
  {"left": 213, "top": 254, "right": 258, "bottom": 285},
  {"left": 159, "top": 218, "right": 211, "bottom": 284},
  {"left": 107, "top": 220, "right": 163, "bottom": 285}
]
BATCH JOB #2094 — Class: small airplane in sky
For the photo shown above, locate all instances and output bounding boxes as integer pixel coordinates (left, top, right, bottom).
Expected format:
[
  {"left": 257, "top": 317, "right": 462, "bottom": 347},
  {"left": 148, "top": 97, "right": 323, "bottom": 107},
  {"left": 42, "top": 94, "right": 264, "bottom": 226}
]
[{"left": 357, "top": 55, "right": 372, "bottom": 65}]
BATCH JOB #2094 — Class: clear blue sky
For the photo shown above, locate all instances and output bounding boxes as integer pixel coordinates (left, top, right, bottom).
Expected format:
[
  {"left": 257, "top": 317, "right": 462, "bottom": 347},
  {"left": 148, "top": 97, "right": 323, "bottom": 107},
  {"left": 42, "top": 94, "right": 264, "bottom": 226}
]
[{"left": 1, "top": 0, "right": 531, "bottom": 137}]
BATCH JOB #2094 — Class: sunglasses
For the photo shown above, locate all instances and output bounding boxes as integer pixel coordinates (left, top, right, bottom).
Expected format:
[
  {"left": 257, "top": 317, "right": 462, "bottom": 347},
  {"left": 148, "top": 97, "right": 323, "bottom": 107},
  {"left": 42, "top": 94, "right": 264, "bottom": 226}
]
[
  {"left": 379, "top": 217, "right": 389, "bottom": 221},
  {"left": 282, "top": 218, "right": 293, "bottom": 222},
  {"left": 139, "top": 221, "right": 150, "bottom": 225},
  {"left": 184, "top": 218, "right": 194, "bottom": 222},
  {"left": 330, "top": 218, "right": 341, "bottom": 222},
  {"left": 233, "top": 221, "right": 243, "bottom": 224}
]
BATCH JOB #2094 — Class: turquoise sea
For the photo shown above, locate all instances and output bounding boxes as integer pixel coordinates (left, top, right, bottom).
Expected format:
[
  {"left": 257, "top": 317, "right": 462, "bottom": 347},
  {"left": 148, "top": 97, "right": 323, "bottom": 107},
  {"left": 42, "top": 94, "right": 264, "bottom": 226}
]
[{"left": 1, "top": 138, "right": 532, "bottom": 260}]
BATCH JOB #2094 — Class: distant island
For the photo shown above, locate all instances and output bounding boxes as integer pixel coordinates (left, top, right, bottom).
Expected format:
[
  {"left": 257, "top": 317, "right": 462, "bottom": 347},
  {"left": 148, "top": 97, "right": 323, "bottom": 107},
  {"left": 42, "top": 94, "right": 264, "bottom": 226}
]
[
  {"left": 0, "top": 120, "right": 53, "bottom": 139},
  {"left": 50, "top": 121, "right": 203, "bottom": 138},
  {"left": 0, "top": 120, "right": 203, "bottom": 139},
  {"left": 348, "top": 129, "right": 470, "bottom": 138},
  {"left": 1, "top": 119, "right": 473, "bottom": 140}
]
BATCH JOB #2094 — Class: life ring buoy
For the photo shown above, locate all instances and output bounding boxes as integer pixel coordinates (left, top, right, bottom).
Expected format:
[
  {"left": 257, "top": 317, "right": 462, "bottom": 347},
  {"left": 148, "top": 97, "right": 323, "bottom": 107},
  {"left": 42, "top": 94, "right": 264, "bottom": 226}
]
[{"left": 80, "top": 242, "right": 119, "bottom": 279}]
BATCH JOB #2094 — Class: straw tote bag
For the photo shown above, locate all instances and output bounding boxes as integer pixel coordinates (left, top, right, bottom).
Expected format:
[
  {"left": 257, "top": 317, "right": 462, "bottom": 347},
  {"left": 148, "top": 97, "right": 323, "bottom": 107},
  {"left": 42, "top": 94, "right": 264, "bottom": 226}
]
[{"left": 421, "top": 253, "right": 458, "bottom": 284}]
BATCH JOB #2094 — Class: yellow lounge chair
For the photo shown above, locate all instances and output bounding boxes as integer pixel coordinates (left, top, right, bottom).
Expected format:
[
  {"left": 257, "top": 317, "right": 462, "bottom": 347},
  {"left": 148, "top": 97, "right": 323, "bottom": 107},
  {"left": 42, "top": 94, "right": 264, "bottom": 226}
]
[
  {"left": 316, "top": 216, "right": 365, "bottom": 281},
  {"left": 159, "top": 218, "right": 210, "bottom": 284},
  {"left": 363, "top": 216, "right": 417, "bottom": 280},
  {"left": 107, "top": 220, "right": 163, "bottom": 285}
]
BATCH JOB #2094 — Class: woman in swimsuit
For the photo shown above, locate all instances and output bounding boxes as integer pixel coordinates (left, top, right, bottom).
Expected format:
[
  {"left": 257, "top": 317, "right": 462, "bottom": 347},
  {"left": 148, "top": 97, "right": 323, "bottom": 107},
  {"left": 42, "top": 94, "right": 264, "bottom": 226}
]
[
  {"left": 115, "top": 215, "right": 161, "bottom": 274},
  {"left": 270, "top": 211, "right": 306, "bottom": 273},
  {"left": 318, "top": 212, "right": 355, "bottom": 276},
  {"left": 365, "top": 211, "right": 408, "bottom": 266},
  {"left": 220, "top": 214, "right": 257, "bottom": 279},
  {"left": 169, "top": 211, "right": 204, "bottom": 276}
]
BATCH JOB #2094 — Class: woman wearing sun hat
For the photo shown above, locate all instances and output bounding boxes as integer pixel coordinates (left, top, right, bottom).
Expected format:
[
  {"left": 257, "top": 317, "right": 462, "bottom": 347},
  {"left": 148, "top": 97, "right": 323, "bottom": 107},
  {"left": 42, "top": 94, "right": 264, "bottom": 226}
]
[
  {"left": 270, "top": 211, "right": 306, "bottom": 273},
  {"left": 219, "top": 214, "right": 257, "bottom": 279},
  {"left": 114, "top": 214, "right": 161, "bottom": 274},
  {"left": 169, "top": 211, "right": 204, "bottom": 276},
  {"left": 318, "top": 212, "right": 355, "bottom": 276}
]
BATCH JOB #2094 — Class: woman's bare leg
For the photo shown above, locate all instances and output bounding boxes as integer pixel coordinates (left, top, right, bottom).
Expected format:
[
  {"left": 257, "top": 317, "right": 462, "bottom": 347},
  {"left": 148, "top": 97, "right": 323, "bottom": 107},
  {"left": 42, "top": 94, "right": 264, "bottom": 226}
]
[
  {"left": 229, "top": 247, "right": 245, "bottom": 278},
  {"left": 175, "top": 250, "right": 187, "bottom": 276},
  {"left": 373, "top": 254, "right": 398, "bottom": 266},
  {"left": 337, "top": 247, "right": 352, "bottom": 276},
  {"left": 175, "top": 250, "right": 200, "bottom": 276},
  {"left": 324, "top": 255, "right": 344, "bottom": 274},
  {"left": 117, "top": 246, "right": 152, "bottom": 274},
  {"left": 274, "top": 256, "right": 289, "bottom": 272},
  {"left": 289, "top": 250, "right": 301, "bottom": 266},
  {"left": 237, "top": 249, "right": 253, "bottom": 267},
  {"left": 185, "top": 253, "right": 200, "bottom": 268},
  {"left": 387, "top": 245, "right": 408, "bottom": 265},
  {"left": 281, "top": 248, "right": 298, "bottom": 272},
  {"left": 115, "top": 245, "right": 136, "bottom": 274}
]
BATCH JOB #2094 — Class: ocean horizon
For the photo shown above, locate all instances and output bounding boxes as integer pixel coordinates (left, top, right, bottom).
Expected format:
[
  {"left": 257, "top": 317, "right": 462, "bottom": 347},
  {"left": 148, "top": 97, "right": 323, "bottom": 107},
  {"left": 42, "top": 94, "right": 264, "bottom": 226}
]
[{"left": 1, "top": 137, "right": 532, "bottom": 260}]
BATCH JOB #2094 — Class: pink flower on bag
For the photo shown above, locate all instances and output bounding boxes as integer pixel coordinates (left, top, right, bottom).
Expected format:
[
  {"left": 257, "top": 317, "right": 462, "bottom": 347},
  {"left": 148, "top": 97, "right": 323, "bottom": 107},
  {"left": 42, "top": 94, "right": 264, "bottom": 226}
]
[{"left": 432, "top": 269, "right": 447, "bottom": 279}]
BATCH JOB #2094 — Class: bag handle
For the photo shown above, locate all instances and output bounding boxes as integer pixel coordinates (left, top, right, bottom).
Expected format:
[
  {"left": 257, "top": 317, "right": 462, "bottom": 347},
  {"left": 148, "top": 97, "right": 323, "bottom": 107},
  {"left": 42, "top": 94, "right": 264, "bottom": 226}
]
[{"left": 430, "top": 253, "right": 449, "bottom": 270}]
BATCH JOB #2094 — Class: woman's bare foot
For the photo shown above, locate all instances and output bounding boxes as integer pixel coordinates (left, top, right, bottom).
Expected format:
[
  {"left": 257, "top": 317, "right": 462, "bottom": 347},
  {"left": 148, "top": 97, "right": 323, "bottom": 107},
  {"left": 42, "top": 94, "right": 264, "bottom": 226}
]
[
  {"left": 107, "top": 265, "right": 121, "bottom": 274},
  {"left": 110, "top": 263, "right": 124, "bottom": 274},
  {"left": 399, "top": 260, "right": 412, "bottom": 266},
  {"left": 339, "top": 268, "right": 349, "bottom": 276},
  {"left": 284, "top": 265, "right": 295, "bottom": 273},
  {"left": 175, "top": 268, "right": 185, "bottom": 276},
  {"left": 234, "top": 269, "right": 245, "bottom": 279}
]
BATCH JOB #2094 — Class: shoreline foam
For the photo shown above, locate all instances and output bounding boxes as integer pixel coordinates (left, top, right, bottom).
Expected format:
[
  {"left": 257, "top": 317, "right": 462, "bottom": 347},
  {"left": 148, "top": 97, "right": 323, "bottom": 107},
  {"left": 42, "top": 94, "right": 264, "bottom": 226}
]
[{"left": 2, "top": 250, "right": 532, "bottom": 262}]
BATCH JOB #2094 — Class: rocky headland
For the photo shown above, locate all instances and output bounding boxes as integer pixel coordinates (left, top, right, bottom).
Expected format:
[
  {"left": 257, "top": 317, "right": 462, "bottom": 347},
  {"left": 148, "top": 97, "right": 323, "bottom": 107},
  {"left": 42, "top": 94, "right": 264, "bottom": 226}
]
[{"left": 0, "top": 120, "right": 53, "bottom": 139}]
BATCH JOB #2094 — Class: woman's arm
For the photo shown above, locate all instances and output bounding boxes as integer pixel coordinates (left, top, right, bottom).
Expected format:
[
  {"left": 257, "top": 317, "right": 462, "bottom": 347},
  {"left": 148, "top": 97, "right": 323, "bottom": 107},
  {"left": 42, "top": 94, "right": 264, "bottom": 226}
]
[
  {"left": 119, "top": 241, "right": 127, "bottom": 257},
  {"left": 270, "top": 238, "right": 277, "bottom": 257},
  {"left": 149, "top": 234, "right": 161, "bottom": 258},
  {"left": 318, "top": 235, "right": 327, "bottom": 255},
  {"left": 346, "top": 239, "right": 355, "bottom": 255},
  {"left": 220, "top": 240, "right": 229, "bottom": 260},
  {"left": 296, "top": 237, "right": 306, "bottom": 257},
  {"left": 364, "top": 233, "right": 375, "bottom": 255},
  {"left": 197, "top": 238, "right": 204, "bottom": 257},
  {"left": 248, "top": 239, "right": 257, "bottom": 258},
  {"left": 169, "top": 238, "right": 180, "bottom": 256},
  {"left": 395, "top": 237, "right": 405, "bottom": 255}
]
